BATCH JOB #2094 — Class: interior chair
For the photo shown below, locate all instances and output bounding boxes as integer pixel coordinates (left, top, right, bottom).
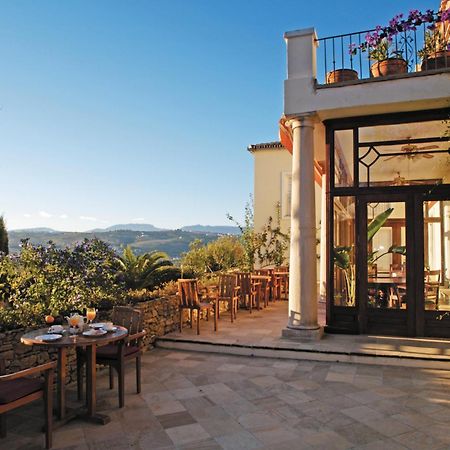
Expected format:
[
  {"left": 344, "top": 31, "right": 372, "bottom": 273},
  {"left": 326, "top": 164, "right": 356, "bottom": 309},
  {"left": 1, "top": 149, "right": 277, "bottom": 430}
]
[
  {"left": 77, "top": 306, "right": 146, "bottom": 408},
  {"left": 424, "top": 270, "right": 441, "bottom": 310},
  {"left": 0, "top": 360, "right": 56, "bottom": 449},
  {"left": 178, "top": 279, "right": 217, "bottom": 334}
]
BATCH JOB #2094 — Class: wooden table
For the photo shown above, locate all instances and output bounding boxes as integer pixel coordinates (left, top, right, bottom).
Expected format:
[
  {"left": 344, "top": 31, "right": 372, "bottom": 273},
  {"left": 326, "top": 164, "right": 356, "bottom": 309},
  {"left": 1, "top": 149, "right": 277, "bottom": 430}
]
[
  {"left": 368, "top": 276, "right": 406, "bottom": 308},
  {"left": 21, "top": 325, "right": 128, "bottom": 425}
]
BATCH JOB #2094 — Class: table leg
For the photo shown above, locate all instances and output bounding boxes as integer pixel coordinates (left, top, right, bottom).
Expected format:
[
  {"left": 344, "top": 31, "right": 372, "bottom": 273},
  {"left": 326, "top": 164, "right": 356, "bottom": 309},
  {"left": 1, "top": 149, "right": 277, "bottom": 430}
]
[
  {"left": 57, "top": 347, "right": 67, "bottom": 420},
  {"left": 85, "top": 344, "right": 110, "bottom": 425}
]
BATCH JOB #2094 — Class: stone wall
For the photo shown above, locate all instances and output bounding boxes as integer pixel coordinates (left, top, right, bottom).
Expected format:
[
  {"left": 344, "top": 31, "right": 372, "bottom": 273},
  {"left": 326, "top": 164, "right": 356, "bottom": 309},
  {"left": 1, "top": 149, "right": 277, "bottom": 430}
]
[{"left": 0, "top": 295, "right": 185, "bottom": 380}]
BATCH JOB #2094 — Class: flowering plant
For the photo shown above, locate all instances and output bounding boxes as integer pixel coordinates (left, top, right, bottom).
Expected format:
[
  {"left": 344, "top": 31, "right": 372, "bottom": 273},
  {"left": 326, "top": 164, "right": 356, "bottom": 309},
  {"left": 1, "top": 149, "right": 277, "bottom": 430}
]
[{"left": 349, "top": 8, "right": 450, "bottom": 61}]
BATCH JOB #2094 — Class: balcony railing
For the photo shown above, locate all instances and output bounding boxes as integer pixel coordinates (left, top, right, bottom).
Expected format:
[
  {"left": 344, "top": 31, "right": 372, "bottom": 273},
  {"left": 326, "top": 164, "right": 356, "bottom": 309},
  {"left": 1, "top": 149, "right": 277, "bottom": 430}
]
[{"left": 316, "top": 21, "right": 450, "bottom": 85}]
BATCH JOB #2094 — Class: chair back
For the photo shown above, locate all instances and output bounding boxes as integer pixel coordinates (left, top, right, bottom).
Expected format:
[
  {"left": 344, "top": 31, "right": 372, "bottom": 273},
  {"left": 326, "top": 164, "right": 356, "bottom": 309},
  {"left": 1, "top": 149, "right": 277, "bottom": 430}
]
[
  {"left": 112, "top": 306, "right": 143, "bottom": 345},
  {"left": 218, "top": 274, "right": 237, "bottom": 298},
  {"left": 178, "top": 279, "right": 200, "bottom": 307},
  {"left": 368, "top": 264, "right": 378, "bottom": 277},
  {"left": 235, "top": 272, "right": 251, "bottom": 298},
  {"left": 425, "top": 270, "right": 440, "bottom": 283}
]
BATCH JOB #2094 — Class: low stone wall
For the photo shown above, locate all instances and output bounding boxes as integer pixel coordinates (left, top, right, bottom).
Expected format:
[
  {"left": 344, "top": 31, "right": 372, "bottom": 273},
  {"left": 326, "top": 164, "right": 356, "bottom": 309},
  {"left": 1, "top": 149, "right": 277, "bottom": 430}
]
[{"left": 0, "top": 295, "right": 184, "bottom": 380}]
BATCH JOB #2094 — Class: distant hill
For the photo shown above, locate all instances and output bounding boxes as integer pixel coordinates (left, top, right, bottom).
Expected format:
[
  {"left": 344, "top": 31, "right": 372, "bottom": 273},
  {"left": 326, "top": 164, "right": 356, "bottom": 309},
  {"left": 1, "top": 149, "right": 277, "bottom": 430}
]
[
  {"left": 90, "top": 223, "right": 164, "bottom": 232},
  {"left": 11, "top": 227, "right": 58, "bottom": 233},
  {"left": 181, "top": 225, "right": 240, "bottom": 235},
  {"left": 8, "top": 229, "right": 221, "bottom": 258}
]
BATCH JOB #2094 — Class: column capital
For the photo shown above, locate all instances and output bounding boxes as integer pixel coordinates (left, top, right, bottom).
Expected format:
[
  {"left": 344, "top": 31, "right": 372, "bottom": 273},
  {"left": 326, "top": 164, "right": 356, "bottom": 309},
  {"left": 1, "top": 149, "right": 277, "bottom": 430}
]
[{"left": 287, "top": 114, "right": 316, "bottom": 130}]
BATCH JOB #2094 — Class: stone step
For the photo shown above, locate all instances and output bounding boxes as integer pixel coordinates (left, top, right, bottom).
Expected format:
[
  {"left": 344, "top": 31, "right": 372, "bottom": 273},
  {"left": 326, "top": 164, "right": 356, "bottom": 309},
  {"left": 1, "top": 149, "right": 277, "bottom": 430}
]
[{"left": 156, "top": 336, "right": 450, "bottom": 370}]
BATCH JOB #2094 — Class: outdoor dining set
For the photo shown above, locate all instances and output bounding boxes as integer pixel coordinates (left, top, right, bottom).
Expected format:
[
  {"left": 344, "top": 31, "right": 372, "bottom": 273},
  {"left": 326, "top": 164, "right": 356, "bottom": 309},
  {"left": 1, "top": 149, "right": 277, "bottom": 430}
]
[
  {"left": 0, "top": 305, "right": 146, "bottom": 448},
  {"left": 178, "top": 267, "right": 290, "bottom": 335}
]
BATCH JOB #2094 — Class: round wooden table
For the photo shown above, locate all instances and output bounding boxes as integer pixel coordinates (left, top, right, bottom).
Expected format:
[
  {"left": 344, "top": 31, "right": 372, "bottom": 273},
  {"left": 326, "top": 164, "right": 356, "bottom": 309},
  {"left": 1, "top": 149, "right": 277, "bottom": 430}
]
[{"left": 21, "top": 325, "right": 128, "bottom": 425}]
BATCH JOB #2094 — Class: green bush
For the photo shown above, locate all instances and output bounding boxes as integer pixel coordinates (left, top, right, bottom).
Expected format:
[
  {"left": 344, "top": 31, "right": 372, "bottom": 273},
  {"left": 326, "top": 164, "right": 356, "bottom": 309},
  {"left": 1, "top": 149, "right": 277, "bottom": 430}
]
[{"left": 0, "top": 239, "right": 125, "bottom": 330}]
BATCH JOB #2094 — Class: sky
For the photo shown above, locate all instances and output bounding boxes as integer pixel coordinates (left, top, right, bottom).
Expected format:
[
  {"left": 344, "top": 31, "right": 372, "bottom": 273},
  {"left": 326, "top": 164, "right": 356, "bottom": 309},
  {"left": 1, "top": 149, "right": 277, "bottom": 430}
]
[{"left": 0, "top": 0, "right": 439, "bottom": 231}]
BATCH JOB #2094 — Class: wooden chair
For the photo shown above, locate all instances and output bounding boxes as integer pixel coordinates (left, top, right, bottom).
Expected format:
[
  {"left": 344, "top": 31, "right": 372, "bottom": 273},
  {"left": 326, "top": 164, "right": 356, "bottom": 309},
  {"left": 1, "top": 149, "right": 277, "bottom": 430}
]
[
  {"left": 210, "top": 274, "right": 239, "bottom": 322},
  {"left": 178, "top": 279, "right": 217, "bottom": 334},
  {"left": 77, "top": 306, "right": 146, "bottom": 408},
  {"left": 425, "top": 270, "right": 441, "bottom": 310},
  {"left": 0, "top": 360, "right": 56, "bottom": 449},
  {"left": 235, "top": 272, "right": 258, "bottom": 313},
  {"left": 254, "top": 269, "right": 274, "bottom": 301}
]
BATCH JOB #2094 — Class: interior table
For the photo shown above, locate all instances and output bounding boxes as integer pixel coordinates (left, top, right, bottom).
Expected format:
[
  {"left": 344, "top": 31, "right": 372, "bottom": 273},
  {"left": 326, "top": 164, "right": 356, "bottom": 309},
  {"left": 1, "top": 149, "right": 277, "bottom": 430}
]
[
  {"left": 21, "top": 325, "right": 128, "bottom": 425},
  {"left": 368, "top": 276, "right": 406, "bottom": 308}
]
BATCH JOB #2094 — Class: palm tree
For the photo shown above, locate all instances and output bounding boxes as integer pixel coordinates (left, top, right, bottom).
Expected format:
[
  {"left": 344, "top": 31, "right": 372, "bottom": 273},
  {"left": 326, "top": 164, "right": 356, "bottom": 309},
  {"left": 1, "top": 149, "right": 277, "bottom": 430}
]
[{"left": 116, "top": 246, "right": 180, "bottom": 290}]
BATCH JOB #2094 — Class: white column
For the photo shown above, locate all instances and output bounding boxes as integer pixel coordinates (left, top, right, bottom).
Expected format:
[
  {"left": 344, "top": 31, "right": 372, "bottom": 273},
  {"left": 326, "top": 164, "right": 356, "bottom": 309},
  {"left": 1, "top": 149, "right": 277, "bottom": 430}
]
[
  {"left": 283, "top": 115, "right": 323, "bottom": 340},
  {"left": 319, "top": 174, "right": 327, "bottom": 303}
]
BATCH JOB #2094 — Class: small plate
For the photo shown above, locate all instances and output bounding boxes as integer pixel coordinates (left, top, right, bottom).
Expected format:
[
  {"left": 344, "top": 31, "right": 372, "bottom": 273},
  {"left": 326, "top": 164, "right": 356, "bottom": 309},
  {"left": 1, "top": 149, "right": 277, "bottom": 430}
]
[
  {"left": 104, "top": 326, "right": 117, "bottom": 332},
  {"left": 89, "top": 323, "right": 105, "bottom": 329},
  {"left": 83, "top": 329, "right": 107, "bottom": 337},
  {"left": 36, "top": 334, "right": 63, "bottom": 342}
]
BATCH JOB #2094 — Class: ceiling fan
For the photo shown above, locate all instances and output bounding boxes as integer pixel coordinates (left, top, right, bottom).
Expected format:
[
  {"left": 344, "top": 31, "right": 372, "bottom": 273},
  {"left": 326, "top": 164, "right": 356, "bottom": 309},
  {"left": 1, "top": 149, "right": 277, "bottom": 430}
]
[{"left": 384, "top": 142, "right": 439, "bottom": 161}]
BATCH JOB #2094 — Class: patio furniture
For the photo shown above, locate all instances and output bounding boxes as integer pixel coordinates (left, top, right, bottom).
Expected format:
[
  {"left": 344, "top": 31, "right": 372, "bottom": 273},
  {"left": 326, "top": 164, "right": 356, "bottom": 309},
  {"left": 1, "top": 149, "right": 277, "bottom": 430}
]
[
  {"left": 254, "top": 269, "right": 274, "bottom": 301},
  {"left": 77, "top": 306, "right": 146, "bottom": 409},
  {"left": 273, "top": 270, "right": 289, "bottom": 301},
  {"left": 210, "top": 274, "right": 240, "bottom": 322},
  {"left": 178, "top": 279, "right": 217, "bottom": 334},
  {"left": 235, "top": 272, "right": 258, "bottom": 313},
  {"left": 251, "top": 274, "right": 271, "bottom": 308},
  {"left": 0, "top": 360, "right": 56, "bottom": 449},
  {"left": 425, "top": 270, "right": 441, "bottom": 310},
  {"left": 22, "top": 326, "right": 128, "bottom": 425}
]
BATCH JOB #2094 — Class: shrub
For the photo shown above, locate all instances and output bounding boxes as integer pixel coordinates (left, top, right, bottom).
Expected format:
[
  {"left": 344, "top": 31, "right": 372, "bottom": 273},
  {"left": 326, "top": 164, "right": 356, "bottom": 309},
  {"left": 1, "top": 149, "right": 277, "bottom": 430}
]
[
  {"left": 0, "top": 216, "right": 8, "bottom": 255},
  {"left": 0, "top": 239, "right": 125, "bottom": 330}
]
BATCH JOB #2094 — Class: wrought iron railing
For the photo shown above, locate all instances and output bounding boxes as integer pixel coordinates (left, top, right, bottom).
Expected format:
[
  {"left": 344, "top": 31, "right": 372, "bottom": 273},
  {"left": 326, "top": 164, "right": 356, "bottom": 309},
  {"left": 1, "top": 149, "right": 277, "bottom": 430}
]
[{"left": 316, "top": 21, "right": 449, "bottom": 85}]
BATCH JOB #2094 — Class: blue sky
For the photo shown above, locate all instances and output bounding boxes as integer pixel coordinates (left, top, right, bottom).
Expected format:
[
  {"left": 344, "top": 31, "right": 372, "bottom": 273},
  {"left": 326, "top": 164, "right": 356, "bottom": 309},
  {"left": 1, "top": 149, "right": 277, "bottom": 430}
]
[{"left": 0, "top": 0, "right": 437, "bottom": 231}]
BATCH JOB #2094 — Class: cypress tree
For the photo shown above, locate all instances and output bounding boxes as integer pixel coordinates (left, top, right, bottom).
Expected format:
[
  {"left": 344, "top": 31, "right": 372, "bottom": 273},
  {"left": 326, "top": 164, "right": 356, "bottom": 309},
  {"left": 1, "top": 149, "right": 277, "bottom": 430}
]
[{"left": 0, "top": 216, "right": 9, "bottom": 255}]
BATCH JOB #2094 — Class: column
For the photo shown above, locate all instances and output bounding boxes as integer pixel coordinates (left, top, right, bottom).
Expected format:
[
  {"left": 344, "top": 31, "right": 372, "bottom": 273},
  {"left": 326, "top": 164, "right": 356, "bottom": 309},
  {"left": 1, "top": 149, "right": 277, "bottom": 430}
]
[{"left": 282, "top": 115, "right": 323, "bottom": 340}]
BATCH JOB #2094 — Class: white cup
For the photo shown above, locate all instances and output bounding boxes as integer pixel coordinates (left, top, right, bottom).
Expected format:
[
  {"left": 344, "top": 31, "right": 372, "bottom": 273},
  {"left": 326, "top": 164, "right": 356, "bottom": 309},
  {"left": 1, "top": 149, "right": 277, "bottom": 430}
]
[{"left": 103, "top": 322, "right": 114, "bottom": 331}]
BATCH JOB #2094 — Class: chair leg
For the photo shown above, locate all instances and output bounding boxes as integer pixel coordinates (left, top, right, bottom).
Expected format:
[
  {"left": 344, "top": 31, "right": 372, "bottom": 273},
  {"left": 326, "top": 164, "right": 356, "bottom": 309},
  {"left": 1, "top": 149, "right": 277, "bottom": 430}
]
[
  {"left": 109, "top": 366, "right": 114, "bottom": 390},
  {"left": 190, "top": 310, "right": 193, "bottom": 328},
  {"left": 230, "top": 299, "right": 233, "bottom": 323},
  {"left": 179, "top": 308, "right": 183, "bottom": 333},
  {"left": 44, "top": 368, "right": 53, "bottom": 449},
  {"left": 136, "top": 355, "right": 141, "bottom": 394},
  {"left": 214, "top": 305, "right": 218, "bottom": 332},
  {"left": 0, "top": 414, "right": 6, "bottom": 438},
  {"left": 197, "top": 309, "right": 200, "bottom": 335},
  {"left": 118, "top": 364, "right": 125, "bottom": 408}
]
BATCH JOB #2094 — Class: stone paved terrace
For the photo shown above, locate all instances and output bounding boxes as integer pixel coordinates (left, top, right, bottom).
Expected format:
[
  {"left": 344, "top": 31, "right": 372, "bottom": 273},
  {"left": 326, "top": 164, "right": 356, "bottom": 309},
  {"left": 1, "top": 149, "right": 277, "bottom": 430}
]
[
  {"left": 5, "top": 348, "right": 450, "bottom": 449},
  {"left": 158, "top": 301, "right": 450, "bottom": 369}
]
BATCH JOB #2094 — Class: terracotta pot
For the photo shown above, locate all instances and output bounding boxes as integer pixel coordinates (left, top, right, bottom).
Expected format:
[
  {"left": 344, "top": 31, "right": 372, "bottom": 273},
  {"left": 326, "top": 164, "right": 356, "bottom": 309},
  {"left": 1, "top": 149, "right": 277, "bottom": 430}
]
[
  {"left": 420, "top": 50, "right": 450, "bottom": 71},
  {"left": 326, "top": 68, "right": 359, "bottom": 84},
  {"left": 370, "top": 58, "right": 408, "bottom": 77}
]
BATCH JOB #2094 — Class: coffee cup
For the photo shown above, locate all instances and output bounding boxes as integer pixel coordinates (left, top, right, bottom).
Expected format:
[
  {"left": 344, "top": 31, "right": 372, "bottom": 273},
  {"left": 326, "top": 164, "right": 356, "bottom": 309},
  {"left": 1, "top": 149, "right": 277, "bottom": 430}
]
[
  {"left": 103, "top": 322, "right": 114, "bottom": 331},
  {"left": 49, "top": 325, "right": 64, "bottom": 333}
]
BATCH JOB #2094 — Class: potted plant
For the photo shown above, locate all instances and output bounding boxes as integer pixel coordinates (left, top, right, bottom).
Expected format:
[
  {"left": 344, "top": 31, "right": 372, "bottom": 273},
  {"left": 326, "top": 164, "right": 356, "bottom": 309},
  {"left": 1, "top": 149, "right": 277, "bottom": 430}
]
[
  {"left": 326, "top": 68, "right": 359, "bottom": 84},
  {"left": 419, "top": 29, "right": 450, "bottom": 71},
  {"left": 366, "top": 37, "right": 408, "bottom": 77}
]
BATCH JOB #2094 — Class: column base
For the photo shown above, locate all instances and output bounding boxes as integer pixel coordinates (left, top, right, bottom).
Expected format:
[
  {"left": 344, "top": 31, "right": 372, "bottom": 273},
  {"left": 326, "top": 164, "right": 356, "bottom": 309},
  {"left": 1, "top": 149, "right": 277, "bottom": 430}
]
[{"left": 282, "top": 326, "right": 324, "bottom": 341}]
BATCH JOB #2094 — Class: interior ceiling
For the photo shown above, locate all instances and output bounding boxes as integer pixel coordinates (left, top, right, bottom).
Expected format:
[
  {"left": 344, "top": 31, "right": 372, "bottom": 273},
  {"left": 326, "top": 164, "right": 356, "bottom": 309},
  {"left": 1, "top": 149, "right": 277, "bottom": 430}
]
[{"left": 335, "top": 120, "right": 450, "bottom": 182}]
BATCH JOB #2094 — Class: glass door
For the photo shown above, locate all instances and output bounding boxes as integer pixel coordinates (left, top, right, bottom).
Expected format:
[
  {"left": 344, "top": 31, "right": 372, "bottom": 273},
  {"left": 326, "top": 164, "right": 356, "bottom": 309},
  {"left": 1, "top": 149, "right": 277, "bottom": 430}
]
[{"left": 359, "top": 196, "right": 412, "bottom": 336}]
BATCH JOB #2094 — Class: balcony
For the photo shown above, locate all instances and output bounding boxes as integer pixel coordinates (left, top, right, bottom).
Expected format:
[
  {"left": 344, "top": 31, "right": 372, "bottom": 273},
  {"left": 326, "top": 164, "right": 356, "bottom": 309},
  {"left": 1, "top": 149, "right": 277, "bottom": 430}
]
[{"left": 316, "top": 19, "right": 450, "bottom": 86}]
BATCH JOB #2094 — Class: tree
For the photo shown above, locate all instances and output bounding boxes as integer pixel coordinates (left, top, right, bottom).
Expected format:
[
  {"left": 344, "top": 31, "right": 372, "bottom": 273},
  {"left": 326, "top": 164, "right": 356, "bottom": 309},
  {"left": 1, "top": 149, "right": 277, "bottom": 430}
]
[
  {"left": 116, "top": 246, "right": 179, "bottom": 290},
  {"left": 0, "top": 216, "right": 8, "bottom": 255}
]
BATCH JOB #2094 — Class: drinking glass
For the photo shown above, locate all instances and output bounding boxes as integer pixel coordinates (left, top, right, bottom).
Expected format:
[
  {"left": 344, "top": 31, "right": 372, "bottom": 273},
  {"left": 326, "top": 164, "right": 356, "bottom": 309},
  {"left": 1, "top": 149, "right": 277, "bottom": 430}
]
[{"left": 86, "top": 307, "right": 96, "bottom": 324}]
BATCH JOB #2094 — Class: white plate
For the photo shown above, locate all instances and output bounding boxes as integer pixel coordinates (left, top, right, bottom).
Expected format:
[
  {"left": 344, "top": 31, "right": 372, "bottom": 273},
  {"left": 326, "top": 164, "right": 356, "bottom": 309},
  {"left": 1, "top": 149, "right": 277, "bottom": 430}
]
[
  {"left": 105, "top": 326, "right": 117, "bottom": 332},
  {"left": 89, "top": 323, "right": 105, "bottom": 329},
  {"left": 36, "top": 334, "right": 63, "bottom": 342},
  {"left": 83, "top": 329, "right": 107, "bottom": 337}
]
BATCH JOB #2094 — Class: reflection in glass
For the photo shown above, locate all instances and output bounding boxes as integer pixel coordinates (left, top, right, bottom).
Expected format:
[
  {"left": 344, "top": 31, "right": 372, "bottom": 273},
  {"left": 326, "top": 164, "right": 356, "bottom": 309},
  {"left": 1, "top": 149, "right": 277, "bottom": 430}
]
[
  {"left": 424, "top": 200, "right": 450, "bottom": 311},
  {"left": 334, "top": 130, "right": 353, "bottom": 188},
  {"left": 367, "top": 202, "right": 406, "bottom": 309},
  {"left": 333, "top": 197, "right": 355, "bottom": 306}
]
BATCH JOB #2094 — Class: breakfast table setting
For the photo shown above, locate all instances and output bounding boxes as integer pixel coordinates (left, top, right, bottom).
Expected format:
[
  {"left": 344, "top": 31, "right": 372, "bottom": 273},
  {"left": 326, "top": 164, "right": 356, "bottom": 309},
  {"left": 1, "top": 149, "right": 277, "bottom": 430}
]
[{"left": 21, "top": 310, "right": 128, "bottom": 425}]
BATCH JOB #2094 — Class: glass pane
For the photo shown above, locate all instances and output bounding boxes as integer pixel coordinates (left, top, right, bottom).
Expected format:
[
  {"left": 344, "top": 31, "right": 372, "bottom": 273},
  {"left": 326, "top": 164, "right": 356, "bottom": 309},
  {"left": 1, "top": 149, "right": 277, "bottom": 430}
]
[
  {"left": 367, "top": 202, "right": 406, "bottom": 309},
  {"left": 358, "top": 120, "right": 449, "bottom": 187},
  {"left": 333, "top": 196, "right": 355, "bottom": 306},
  {"left": 334, "top": 130, "right": 353, "bottom": 187},
  {"left": 424, "top": 200, "right": 450, "bottom": 311}
]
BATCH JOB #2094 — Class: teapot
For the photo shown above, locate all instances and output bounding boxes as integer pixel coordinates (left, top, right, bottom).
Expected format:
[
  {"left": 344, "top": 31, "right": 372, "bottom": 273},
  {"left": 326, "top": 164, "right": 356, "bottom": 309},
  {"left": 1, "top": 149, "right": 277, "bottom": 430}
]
[{"left": 65, "top": 313, "right": 86, "bottom": 331}]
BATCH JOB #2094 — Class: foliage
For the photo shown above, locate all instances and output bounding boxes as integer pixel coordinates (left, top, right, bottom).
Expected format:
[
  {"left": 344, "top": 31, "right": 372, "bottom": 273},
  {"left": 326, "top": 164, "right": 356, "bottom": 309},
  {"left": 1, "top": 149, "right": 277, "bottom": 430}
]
[
  {"left": 116, "top": 246, "right": 180, "bottom": 291},
  {"left": 418, "top": 29, "right": 450, "bottom": 60},
  {"left": 180, "top": 236, "right": 245, "bottom": 277},
  {"left": 0, "top": 239, "right": 125, "bottom": 330},
  {"left": 227, "top": 198, "right": 290, "bottom": 271},
  {"left": 349, "top": 8, "right": 450, "bottom": 61},
  {"left": 0, "top": 216, "right": 8, "bottom": 255},
  {"left": 126, "top": 281, "right": 179, "bottom": 304}
]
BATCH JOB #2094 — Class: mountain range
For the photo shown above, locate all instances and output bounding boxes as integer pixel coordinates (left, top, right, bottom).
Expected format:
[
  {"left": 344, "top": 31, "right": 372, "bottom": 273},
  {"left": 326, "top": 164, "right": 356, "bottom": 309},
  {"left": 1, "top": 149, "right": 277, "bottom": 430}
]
[{"left": 8, "top": 224, "right": 240, "bottom": 258}]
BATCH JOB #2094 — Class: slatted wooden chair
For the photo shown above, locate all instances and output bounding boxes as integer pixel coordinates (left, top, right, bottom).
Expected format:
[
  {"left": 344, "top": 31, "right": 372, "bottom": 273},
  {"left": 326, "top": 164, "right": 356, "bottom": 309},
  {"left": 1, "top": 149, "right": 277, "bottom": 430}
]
[
  {"left": 254, "top": 268, "right": 274, "bottom": 302},
  {"left": 178, "top": 279, "right": 217, "bottom": 334},
  {"left": 210, "top": 274, "right": 240, "bottom": 322},
  {"left": 77, "top": 306, "right": 146, "bottom": 408},
  {"left": 0, "top": 360, "right": 56, "bottom": 449},
  {"left": 235, "top": 272, "right": 258, "bottom": 313},
  {"left": 425, "top": 270, "right": 441, "bottom": 310}
]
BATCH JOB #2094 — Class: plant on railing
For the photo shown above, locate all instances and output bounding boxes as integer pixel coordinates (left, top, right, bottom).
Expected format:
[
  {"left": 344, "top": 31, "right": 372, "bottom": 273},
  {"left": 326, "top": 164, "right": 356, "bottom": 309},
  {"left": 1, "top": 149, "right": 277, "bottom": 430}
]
[{"left": 349, "top": 8, "right": 450, "bottom": 75}]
